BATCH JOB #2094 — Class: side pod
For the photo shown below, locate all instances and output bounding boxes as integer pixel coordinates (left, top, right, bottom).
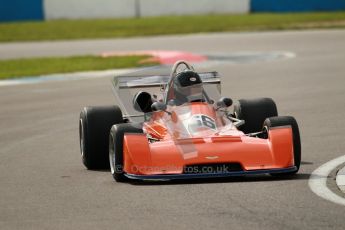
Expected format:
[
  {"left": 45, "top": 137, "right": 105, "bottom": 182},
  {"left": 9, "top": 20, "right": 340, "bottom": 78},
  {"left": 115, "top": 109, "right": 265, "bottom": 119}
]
[
  {"left": 268, "top": 126, "right": 294, "bottom": 168},
  {"left": 123, "top": 133, "right": 152, "bottom": 174}
]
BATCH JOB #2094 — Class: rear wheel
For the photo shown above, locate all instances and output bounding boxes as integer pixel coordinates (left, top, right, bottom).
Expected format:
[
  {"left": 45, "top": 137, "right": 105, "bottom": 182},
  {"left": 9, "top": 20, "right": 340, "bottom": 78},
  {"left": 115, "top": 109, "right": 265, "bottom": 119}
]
[
  {"left": 234, "top": 98, "right": 278, "bottom": 134},
  {"left": 109, "top": 123, "right": 143, "bottom": 182},
  {"left": 79, "top": 106, "right": 123, "bottom": 169},
  {"left": 264, "top": 116, "right": 301, "bottom": 176}
]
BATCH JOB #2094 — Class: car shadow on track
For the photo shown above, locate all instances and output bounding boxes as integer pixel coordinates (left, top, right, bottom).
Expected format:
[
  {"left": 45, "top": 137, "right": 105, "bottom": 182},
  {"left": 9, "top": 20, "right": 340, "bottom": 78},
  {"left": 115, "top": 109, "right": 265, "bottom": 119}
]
[{"left": 128, "top": 173, "right": 311, "bottom": 186}]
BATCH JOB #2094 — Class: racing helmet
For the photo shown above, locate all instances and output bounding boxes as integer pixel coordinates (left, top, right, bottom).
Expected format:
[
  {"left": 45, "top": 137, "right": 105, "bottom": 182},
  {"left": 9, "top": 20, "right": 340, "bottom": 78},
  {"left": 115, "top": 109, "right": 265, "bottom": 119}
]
[{"left": 173, "top": 70, "right": 204, "bottom": 104}]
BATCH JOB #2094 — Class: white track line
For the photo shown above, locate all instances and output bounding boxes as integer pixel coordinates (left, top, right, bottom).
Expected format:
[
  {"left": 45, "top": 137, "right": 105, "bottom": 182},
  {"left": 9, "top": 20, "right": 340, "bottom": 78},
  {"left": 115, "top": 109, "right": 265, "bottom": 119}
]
[
  {"left": 0, "top": 68, "right": 134, "bottom": 87},
  {"left": 309, "top": 155, "right": 345, "bottom": 206},
  {"left": 336, "top": 167, "right": 345, "bottom": 192}
]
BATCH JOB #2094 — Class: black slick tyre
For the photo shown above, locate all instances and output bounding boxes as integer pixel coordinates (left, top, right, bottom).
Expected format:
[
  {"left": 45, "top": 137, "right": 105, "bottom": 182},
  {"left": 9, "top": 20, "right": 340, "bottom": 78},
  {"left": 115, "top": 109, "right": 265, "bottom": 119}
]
[
  {"left": 109, "top": 123, "right": 143, "bottom": 182},
  {"left": 234, "top": 98, "right": 278, "bottom": 134},
  {"left": 79, "top": 106, "right": 123, "bottom": 170}
]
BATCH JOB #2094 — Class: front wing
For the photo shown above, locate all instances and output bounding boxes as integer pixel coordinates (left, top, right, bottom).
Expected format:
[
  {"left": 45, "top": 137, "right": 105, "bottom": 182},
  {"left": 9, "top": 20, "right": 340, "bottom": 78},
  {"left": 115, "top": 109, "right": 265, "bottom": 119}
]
[{"left": 125, "top": 166, "right": 297, "bottom": 181}]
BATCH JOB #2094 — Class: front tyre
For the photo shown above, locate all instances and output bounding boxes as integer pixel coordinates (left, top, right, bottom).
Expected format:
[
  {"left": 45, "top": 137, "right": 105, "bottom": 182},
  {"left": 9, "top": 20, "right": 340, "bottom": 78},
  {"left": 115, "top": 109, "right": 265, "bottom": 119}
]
[
  {"left": 264, "top": 116, "right": 301, "bottom": 176},
  {"left": 234, "top": 98, "right": 278, "bottom": 134},
  {"left": 109, "top": 123, "right": 143, "bottom": 182},
  {"left": 79, "top": 106, "right": 123, "bottom": 170}
]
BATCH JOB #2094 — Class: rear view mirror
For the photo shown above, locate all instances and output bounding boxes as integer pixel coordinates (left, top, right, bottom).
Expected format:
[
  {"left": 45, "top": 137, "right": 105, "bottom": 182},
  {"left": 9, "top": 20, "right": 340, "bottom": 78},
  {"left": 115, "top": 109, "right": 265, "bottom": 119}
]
[
  {"left": 217, "top": 97, "right": 233, "bottom": 108},
  {"left": 133, "top": 91, "right": 153, "bottom": 113},
  {"left": 151, "top": 102, "right": 167, "bottom": 112}
]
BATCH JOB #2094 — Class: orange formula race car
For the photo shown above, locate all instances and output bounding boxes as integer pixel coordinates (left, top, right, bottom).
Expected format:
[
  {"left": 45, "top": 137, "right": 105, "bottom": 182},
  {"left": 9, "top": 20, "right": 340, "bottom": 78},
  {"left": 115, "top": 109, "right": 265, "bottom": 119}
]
[{"left": 79, "top": 61, "right": 301, "bottom": 182}]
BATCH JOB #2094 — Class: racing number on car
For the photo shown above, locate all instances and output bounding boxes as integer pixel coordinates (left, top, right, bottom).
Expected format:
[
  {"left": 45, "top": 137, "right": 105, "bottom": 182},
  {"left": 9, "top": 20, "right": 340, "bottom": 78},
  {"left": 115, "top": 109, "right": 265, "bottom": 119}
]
[
  {"left": 202, "top": 115, "right": 216, "bottom": 130},
  {"left": 188, "top": 114, "right": 217, "bottom": 133}
]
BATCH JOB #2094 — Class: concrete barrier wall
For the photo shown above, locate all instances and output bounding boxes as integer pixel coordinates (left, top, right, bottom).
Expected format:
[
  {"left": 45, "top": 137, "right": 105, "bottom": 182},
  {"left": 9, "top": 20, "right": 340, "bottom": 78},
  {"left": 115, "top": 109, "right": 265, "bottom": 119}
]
[
  {"left": 44, "top": 0, "right": 137, "bottom": 19},
  {"left": 139, "top": 0, "right": 250, "bottom": 17},
  {"left": 44, "top": 0, "right": 249, "bottom": 19},
  {"left": 1, "top": 0, "right": 345, "bottom": 22}
]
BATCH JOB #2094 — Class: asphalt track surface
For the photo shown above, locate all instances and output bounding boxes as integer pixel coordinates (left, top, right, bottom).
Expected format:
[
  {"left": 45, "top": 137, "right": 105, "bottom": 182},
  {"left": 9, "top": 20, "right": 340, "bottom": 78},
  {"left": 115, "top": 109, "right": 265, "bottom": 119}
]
[{"left": 1, "top": 30, "right": 345, "bottom": 229}]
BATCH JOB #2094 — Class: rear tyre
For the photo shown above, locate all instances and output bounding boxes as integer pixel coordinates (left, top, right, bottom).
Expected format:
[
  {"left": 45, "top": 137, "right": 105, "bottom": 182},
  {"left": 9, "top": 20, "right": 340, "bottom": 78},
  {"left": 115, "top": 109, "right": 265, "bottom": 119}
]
[
  {"left": 79, "top": 106, "right": 123, "bottom": 170},
  {"left": 109, "top": 123, "right": 143, "bottom": 182},
  {"left": 264, "top": 116, "right": 301, "bottom": 176},
  {"left": 234, "top": 98, "right": 278, "bottom": 134}
]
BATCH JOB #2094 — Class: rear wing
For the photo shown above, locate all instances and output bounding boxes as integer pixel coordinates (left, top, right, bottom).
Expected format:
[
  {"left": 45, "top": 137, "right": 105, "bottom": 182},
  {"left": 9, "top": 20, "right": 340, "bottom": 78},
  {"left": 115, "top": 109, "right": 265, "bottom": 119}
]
[
  {"left": 113, "top": 71, "right": 220, "bottom": 89},
  {"left": 111, "top": 71, "right": 221, "bottom": 122}
]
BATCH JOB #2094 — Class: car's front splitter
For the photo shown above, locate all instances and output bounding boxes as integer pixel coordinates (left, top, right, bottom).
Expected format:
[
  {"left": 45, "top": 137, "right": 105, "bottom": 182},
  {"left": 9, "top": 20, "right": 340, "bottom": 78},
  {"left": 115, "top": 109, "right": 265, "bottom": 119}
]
[{"left": 124, "top": 166, "right": 298, "bottom": 181}]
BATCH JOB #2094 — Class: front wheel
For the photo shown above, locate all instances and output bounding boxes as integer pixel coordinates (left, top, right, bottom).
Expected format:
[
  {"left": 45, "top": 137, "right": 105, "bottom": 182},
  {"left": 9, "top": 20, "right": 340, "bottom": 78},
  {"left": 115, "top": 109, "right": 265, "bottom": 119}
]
[
  {"left": 234, "top": 98, "right": 278, "bottom": 134},
  {"left": 264, "top": 116, "right": 301, "bottom": 176},
  {"left": 109, "top": 123, "right": 143, "bottom": 182},
  {"left": 79, "top": 106, "right": 123, "bottom": 169}
]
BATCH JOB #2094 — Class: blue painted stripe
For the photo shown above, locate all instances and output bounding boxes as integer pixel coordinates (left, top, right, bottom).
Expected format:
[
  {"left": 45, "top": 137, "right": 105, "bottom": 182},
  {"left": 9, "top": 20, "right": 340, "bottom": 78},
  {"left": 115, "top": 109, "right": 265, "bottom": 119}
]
[
  {"left": 251, "top": 0, "right": 345, "bottom": 12},
  {"left": 0, "top": 0, "right": 44, "bottom": 22}
]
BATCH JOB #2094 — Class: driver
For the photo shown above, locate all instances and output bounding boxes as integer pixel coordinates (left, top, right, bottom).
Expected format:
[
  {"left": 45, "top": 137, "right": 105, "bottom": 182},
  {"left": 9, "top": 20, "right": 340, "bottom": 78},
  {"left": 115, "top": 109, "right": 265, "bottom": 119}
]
[{"left": 169, "top": 70, "right": 205, "bottom": 105}]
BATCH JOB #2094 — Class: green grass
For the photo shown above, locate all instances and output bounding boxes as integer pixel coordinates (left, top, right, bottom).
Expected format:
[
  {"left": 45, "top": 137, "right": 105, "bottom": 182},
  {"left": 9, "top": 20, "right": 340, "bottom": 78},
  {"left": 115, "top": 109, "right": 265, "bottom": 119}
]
[
  {"left": 0, "top": 55, "right": 156, "bottom": 80},
  {"left": 1, "top": 12, "right": 345, "bottom": 42}
]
